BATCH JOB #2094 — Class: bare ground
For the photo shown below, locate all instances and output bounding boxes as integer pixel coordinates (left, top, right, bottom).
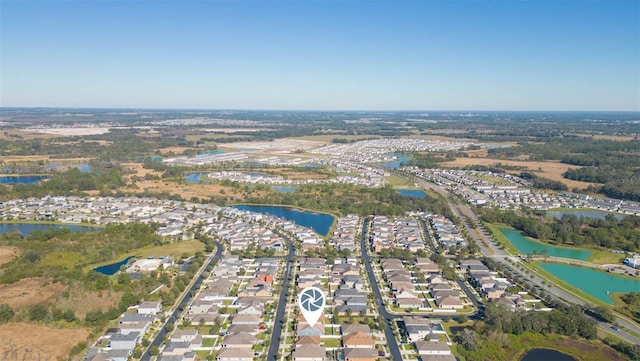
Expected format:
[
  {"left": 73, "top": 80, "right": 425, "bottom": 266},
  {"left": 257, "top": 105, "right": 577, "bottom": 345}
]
[
  {"left": 0, "top": 247, "right": 20, "bottom": 266},
  {"left": 0, "top": 278, "right": 66, "bottom": 309},
  {"left": 0, "top": 323, "right": 90, "bottom": 361}
]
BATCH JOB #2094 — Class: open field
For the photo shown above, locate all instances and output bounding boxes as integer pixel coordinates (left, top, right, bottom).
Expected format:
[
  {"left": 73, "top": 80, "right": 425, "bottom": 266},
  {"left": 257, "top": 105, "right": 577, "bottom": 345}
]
[
  {"left": 224, "top": 139, "right": 324, "bottom": 153},
  {"left": 40, "top": 251, "right": 83, "bottom": 269},
  {"left": 0, "top": 277, "right": 66, "bottom": 309},
  {"left": 55, "top": 288, "right": 123, "bottom": 319},
  {"left": 0, "top": 323, "right": 90, "bottom": 361},
  {"left": 0, "top": 129, "right": 62, "bottom": 140},
  {"left": 443, "top": 157, "right": 600, "bottom": 189},
  {"left": 291, "top": 134, "right": 379, "bottom": 142},
  {"left": 0, "top": 246, "right": 20, "bottom": 266},
  {"left": 137, "top": 239, "right": 205, "bottom": 258},
  {"left": 571, "top": 134, "right": 637, "bottom": 141},
  {"left": 132, "top": 179, "right": 251, "bottom": 201},
  {"left": 26, "top": 127, "right": 111, "bottom": 136},
  {"left": 0, "top": 155, "right": 93, "bottom": 164}
]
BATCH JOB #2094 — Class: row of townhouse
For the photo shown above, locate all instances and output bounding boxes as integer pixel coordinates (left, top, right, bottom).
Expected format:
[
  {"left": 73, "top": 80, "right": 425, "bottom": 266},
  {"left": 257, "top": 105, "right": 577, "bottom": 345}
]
[
  {"left": 330, "top": 215, "right": 360, "bottom": 252},
  {"left": 428, "top": 215, "right": 467, "bottom": 249},
  {"left": 382, "top": 258, "right": 466, "bottom": 311},
  {"left": 369, "top": 216, "right": 426, "bottom": 253}
]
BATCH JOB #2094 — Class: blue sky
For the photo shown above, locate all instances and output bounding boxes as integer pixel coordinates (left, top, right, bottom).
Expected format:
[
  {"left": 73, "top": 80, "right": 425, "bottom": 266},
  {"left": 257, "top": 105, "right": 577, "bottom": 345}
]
[{"left": 1, "top": 1, "right": 639, "bottom": 110}]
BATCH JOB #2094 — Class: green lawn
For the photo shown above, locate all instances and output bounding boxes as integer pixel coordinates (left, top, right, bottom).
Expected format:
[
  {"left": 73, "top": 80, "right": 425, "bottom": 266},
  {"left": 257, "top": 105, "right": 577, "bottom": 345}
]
[{"left": 322, "top": 338, "right": 342, "bottom": 347}]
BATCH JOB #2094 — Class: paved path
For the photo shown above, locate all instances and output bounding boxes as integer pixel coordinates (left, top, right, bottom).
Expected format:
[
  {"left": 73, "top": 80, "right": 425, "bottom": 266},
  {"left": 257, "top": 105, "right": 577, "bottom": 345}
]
[
  {"left": 141, "top": 242, "right": 223, "bottom": 361},
  {"left": 359, "top": 217, "right": 404, "bottom": 361},
  {"left": 415, "top": 177, "right": 640, "bottom": 345},
  {"left": 266, "top": 231, "right": 295, "bottom": 360}
]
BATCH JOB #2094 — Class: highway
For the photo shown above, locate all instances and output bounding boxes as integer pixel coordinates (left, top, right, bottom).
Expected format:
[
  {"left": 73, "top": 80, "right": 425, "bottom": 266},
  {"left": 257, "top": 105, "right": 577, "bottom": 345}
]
[
  {"left": 266, "top": 230, "right": 296, "bottom": 361},
  {"left": 415, "top": 176, "right": 640, "bottom": 345},
  {"left": 141, "top": 241, "right": 223, "bottom": 361},
  {"left": 359, "top": 217, "right": 404, "bottom": 361}
]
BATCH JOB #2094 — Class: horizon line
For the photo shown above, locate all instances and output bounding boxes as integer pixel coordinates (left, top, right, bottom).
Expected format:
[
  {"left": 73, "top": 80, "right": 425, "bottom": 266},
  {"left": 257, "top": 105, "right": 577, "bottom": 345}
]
[{"left": 1, "top": 106, "right": 639, "bottom": 113}]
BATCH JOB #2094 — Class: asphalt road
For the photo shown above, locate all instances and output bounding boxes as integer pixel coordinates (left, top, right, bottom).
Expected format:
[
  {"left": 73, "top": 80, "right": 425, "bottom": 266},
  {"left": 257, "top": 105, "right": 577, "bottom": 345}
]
[
  {"left": 141, "top": 242, "right": 223, "bottom": 361},
  {"left": 266, "top": 231, "right": 295, "bottom": 361},
  {"left": 416, "top": 177, "right": 640, "bottom": 345},
  {"left": 360, "top": 217, "right": 403, "bottom": 361}
]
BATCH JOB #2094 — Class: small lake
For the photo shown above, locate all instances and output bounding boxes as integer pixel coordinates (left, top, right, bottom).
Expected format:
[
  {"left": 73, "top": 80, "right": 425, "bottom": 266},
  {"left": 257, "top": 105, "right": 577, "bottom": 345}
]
[
  {"left": 185, "top": 173, "right": 210, "bottom": 184},
  {"left": 377, "top": 153, "right": 412, "bottom": 169},
  {"left": 45, "top": 164, "right": 92, "bottom": 172},
  {"left": 498, "top": 227, "right": 591, "bottom": 260},
  {"left": 0, "top": 223, "right": 101, "bottom": 237},
  {"left": 94, "top": 256, "right": 136, "bottom": 276},
  {"left": 270, "top": 185, "right": 297, "bottom": 193},
  {"left": 546, "top": 209, "right": 623, "bottom": 221},
  {"left": 397, "top": 189, "right": 426, "bottom": 198},
  {"left": 0, "top": 175, "right": 49, "bottom": 184},
  {"left": 539, "top": 263, "right": 640, "bottom": 304},
  {"left": 232, "top": 205, "right": 334, "bottom": 237},
  {"left": 520, "top": 348, "right": 576, "bottom": 361}
]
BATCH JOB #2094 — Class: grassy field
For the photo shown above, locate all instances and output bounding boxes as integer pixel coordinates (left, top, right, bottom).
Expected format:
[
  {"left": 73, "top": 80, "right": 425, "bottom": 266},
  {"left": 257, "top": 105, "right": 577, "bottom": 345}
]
[
  {"left": 387, "top": 174, "right": 412, "bottom": 186},
  {"left": 88, "top": 239, "right": 206, "bottom": 271},
  {"left": 0, "top": 322, "right": 91, "bottom": 361},
  {"left": 587, "top": 249, "right": 626, "bottom": 265},
  {"left": 442, "top": 157, "right": 599, "bottom": 190},
  {"left": 40, "top": 250, "right": 83, "bottom": 269}
]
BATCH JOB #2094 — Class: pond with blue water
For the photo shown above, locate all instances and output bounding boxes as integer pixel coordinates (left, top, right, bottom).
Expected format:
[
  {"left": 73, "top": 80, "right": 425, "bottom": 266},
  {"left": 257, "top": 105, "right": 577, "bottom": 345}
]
[
  {"left": 94, "top": 256, "right": 136, "bottom": 275},
  {"left": 538, "top": 263, "right": 640, "bottom": 304},
  {"left": 497, "top": 227, "right": 591, "bottom": 260},
  {"left": 0, "top": 175, "right": 49, "bottom": 184},
  {"left": 270, "top": 185, "right": 297, "bottom": 193},
  {"left": 377, "top": 153, "right": 412, "bottom": 169},
  {"left": 397, "top": 189, "right": 426, "bottom": 198},
  {"left": 185, "top": 173, "right": 210, "bottom": 184},
  {"left": 232, "top": 205, "right": 334, "bottom": 237}
]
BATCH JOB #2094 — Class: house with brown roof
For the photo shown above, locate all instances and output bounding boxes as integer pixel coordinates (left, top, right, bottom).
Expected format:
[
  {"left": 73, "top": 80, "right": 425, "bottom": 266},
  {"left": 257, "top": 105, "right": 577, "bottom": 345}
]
[
  {"left": 296, "top": 335, "right": 322, "bottom": 346},
  {"left": 343, "top": 332, "right": 375, "bottom": 348}
]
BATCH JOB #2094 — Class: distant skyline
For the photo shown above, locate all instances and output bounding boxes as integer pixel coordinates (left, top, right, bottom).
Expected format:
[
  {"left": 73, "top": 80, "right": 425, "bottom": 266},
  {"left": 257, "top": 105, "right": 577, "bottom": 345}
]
[{"left": 1, "top": 1, "right": 639, "bottom": 111}]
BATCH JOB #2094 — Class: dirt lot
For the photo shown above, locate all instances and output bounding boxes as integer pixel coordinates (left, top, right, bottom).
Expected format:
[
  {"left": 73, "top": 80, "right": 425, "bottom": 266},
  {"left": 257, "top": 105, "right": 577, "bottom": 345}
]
[
  {"left": 0, "top": 247, "right": 20, "bottom": 266},
  {"left": 0, "top": 278, "right": 66, "bottom": 309},
  {"left": 443, "top": 157, "right": 599, "bottom": 190},
  {"left": 0, "top": 323, "right": 90, "bottom": 361}
]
